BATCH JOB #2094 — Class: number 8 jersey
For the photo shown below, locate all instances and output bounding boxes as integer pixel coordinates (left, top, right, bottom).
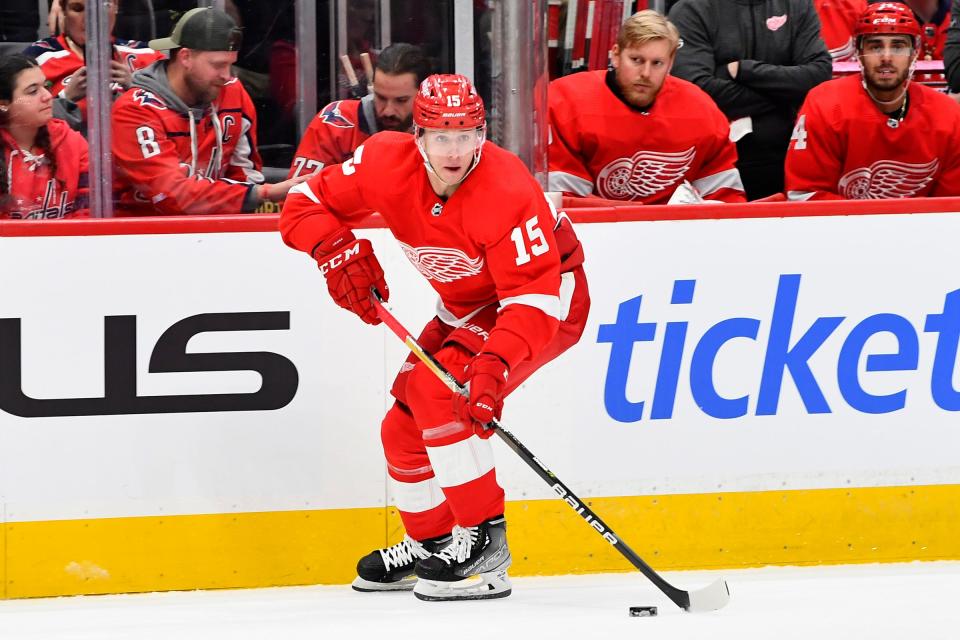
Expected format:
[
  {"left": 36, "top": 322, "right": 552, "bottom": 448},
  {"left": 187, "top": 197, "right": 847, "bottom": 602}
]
[
  {"left": 280, "top": 131, "right": 587, "bottom": 370},
  {"left": 111, "top": 63, "right": 264, "bottom": 216}
]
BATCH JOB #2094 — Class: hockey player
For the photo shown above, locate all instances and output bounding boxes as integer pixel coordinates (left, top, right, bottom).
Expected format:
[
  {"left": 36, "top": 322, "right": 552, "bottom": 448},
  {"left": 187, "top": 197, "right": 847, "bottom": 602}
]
[
  {"left": 814, "top": 0, "right": 868, "bottom": 61},
  {"left": 287, "top": 43, "right": 431, "bottom": 178},
  {"left": 112, "top": 8, "right": 306, "bottom": 216},
  {"left": 785, "top": 2, "right": 960, "bottom": 200},
  {"left": 22, "top": 0, "right": 165, "bottom": 131},
  {"left": 548, "top": 11, "right": 745, "bottom": 205},
  {"left": 1, "top": 54, "right": 88, "bottom": 219},
  {"left": 279, "top": 74, "right": 590, "bottom": 601}
]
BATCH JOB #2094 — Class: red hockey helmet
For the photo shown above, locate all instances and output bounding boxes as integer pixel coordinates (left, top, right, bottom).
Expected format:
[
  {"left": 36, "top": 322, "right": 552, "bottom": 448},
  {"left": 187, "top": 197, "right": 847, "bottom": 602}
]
[
  {"left": 413, "top": 74, "right": 485, "bottom": 130},
  {"left": 853, "top": 2, "right": 921, "bottom": 40}
]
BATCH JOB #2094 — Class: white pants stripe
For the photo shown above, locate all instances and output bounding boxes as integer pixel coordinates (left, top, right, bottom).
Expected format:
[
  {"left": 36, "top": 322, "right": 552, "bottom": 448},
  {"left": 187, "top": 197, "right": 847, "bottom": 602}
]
[
  {"left": 425, "top": 434, "right": 496, "bottom": 488},
  {"left": 388, "top": 475, "right": 446, "bottom": 514}
]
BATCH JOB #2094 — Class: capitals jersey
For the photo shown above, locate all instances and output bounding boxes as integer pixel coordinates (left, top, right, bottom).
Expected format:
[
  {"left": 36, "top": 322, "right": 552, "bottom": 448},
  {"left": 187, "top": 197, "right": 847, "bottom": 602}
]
[
  {"left": 0, "top": 119, "right": 88, "bottom": 219},
  {"left": 548, "top": 71, "right": 745, "bottom": 204},
  {"left": 785, "top": 75, "right": 960, "bottom": 200},
  {"left": 112, "top": 68, "right": 263, "bottom": 216},
  {"left": 287, "top": 96, "right": 381, "bottom": 178},
  {"left": 23, "top": 35, "right": 164, "bottom": 121},
  {"left": 814, "top": 0, "right": 866, "bottom": 61},
  {"left": 280, "top": 132, "right": 586, "bottom": 370}
]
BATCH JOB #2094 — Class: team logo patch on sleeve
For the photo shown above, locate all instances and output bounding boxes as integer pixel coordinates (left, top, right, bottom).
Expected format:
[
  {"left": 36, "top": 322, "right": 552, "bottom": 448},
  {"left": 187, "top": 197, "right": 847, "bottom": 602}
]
[
  {"left": 398, "top": 242, "right": 484, "bottom": 283},
  {"left": 319, "top": 101, "right": 355, "bottom": 129},
  {"left": 596, "top": 147, "right": 697, "bottom": 200},
  {"left": 838, "top": 158, "right": 939, "bottom": 199},
  {"left": 131, "top": 89, "right": 167, "bottom": 110}
]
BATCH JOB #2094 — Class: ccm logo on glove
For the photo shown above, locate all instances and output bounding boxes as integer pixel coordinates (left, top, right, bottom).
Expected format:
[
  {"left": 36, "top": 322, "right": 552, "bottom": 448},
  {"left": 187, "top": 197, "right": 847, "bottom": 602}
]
[
  {"left": 312, "top": 228, "right": 389, "bottom": 325},
  {"left": 454, "top": 353, "right": 509, "bottom": 439}
]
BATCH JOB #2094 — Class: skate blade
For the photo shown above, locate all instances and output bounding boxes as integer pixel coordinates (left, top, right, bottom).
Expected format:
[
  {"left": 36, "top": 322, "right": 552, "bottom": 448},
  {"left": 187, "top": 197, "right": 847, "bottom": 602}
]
[
  {"left": 413, "top": 570, "right": 512, "bottom": 602},
  {"left": 351, "top": 574, "right": 417, "bottom": 592}
]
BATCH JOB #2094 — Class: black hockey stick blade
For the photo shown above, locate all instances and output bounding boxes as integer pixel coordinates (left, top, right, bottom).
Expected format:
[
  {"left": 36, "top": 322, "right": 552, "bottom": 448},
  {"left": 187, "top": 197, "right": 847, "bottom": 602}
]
[{"left": 369, "top": 290, "right": 731, "bottom": 612}]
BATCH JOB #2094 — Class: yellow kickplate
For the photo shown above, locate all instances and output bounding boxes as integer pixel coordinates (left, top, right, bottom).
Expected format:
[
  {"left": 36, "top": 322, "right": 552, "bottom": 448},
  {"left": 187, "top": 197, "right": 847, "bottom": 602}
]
[{"left": 4, "top": 484, "right": 958, "bottom": 599}]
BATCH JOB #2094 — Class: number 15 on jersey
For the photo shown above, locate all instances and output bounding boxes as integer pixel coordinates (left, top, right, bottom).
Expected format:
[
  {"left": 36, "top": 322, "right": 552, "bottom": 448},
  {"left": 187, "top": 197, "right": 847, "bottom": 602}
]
[{"left": 511, "top": 216, "right": 549, "bottom": 265}]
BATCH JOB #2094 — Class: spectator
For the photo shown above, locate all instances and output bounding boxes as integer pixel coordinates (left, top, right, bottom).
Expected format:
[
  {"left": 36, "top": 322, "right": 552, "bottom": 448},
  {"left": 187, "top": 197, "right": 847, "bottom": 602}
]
[
  {"left": 0, "top": 0, "right": 41, "bottom": 43},
  {"left": 288, "top": 42, "right": 432, "bottom": 178},
  {"left": 669, "top": 0, "right": 832, "bottom": 199},
  {"left": 111, "top": 7, "right": 306, "bottom": 216},
  {"left": 24, "top": 0, "right": 165, "bottom": 132},
  {"left": 814, "top": 0, "right": 867, "bottom": 60},
  {"left": 897, "top": 0, "right": 951, "bottom": 59},
  {"left": 784, "top": 2, "right": 960, "bottom": 199},
  {"left": 49, "top": 0, "right": 197, "bottom": 42},
  {"left": 946, "top": 0, "right": 960, "bottom": 101},
  {"left": 0, "top": 54, "right": 89, "bottom": 219},
  {"left": 548, "top": 10, "right": 745, "bottom": 205}
]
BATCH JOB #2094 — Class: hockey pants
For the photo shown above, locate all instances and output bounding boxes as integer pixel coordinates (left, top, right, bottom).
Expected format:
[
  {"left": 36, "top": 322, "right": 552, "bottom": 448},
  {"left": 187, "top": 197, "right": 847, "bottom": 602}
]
[{"left": 380, "top": 267, "right": 589, "bottom": 540}]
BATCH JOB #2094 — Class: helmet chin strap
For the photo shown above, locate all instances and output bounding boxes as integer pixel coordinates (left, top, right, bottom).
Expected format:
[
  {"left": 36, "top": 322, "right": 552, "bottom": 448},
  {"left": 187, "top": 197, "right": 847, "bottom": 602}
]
[{"left": 415, "top": 125, "right": 487, "bottom": 187}]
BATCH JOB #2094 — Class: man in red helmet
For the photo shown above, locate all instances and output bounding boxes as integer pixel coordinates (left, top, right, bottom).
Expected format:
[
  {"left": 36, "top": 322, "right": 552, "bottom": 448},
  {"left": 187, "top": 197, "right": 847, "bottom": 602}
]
[
  {"left": 279, "top": 74, "right": 590, "bottom": 601},
  {"left": 785, "top": 2, "right": 960, "bottom": 199}
]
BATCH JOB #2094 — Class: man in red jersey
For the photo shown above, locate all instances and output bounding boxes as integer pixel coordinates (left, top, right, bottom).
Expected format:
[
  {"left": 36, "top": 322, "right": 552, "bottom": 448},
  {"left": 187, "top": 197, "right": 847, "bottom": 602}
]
[
  {"left": 112, "top": 7, "right": 305, "bottom": 216},
  {"left": 814, "top": 0, "right": 868, "bottom": 61},
  {"left": 785, "top": 2, "right": 960, "bottom": 200},
  {"left": 287, "top": 43, "right": 431, "bottom": 178},
  {"left": 280, "top": 74, "right": 590, "bottom": 601},
  {"left": 23, "top": 0, "right": 165, "bottom": 130},
  {"left": 548, "top": 10, "right": 744, "bottom": 205}
]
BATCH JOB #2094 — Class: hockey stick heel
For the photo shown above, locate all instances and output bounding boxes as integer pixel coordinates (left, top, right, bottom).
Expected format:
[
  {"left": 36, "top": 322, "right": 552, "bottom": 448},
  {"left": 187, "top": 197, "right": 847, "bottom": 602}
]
[{"left": 370, "top": 290, "right": 731, "bottom": 612}]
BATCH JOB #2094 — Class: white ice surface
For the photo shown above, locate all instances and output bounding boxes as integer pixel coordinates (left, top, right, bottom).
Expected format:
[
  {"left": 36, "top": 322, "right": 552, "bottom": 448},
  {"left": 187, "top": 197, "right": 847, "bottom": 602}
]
[{"left": 1, "top": 562, "right": 958, "bottom": 640}]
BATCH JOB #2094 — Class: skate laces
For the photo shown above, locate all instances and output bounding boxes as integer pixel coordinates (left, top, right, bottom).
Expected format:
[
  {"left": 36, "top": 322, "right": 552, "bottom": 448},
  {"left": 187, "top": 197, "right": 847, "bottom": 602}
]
[
  {"left": 379, "top": 534, "right": 433, "bottom": 571},
  {"left": 434, "top": 525, "right": 480, "bottom": 565}
]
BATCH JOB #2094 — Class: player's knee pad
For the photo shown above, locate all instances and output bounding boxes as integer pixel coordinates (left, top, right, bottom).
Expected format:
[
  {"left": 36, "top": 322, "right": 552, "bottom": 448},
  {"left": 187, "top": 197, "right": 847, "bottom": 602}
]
[
  {"left": 405, "top": 344, "right": 474, "bottom": 428},
  {"left": 380, "top": 402, "right": 422, "bottom": 456}
]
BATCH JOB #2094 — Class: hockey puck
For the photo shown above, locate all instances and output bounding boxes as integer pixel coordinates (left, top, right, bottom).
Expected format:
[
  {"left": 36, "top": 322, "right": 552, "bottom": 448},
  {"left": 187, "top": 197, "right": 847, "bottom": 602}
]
[{"left": 629, "top": 606, "right": 658, "bottom": 617}]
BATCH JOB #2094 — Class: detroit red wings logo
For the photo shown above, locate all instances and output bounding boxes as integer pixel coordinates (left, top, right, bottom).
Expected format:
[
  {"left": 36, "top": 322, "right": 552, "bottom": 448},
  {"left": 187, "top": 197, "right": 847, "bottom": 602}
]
[
  {"left": 766, "top": 14, "right": 787, "bottom": 31},
  {"left": 398, "top": 242, "right": 484, "bottom": 283},
  {"left": 838, "top": 158, "right": 939, "bottom": 199},
  {"left": 596, "top": 147, "right": 697, "bottom": 200}
]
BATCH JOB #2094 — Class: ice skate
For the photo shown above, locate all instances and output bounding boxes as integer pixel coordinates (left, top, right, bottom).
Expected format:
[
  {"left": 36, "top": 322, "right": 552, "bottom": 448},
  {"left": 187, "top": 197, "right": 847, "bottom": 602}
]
[
  {"left": 413, "top": 515, "right": 512, "bottom": 601},
  {"left": 352, "top": 533, "right": 451, "bottom": 592}
]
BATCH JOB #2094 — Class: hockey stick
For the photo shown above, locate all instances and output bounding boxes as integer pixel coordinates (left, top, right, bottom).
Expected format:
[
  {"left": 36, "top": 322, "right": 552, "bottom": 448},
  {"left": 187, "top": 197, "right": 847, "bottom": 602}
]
[{"left": 370, "top": 291, "right": 730, "bottom": 613}]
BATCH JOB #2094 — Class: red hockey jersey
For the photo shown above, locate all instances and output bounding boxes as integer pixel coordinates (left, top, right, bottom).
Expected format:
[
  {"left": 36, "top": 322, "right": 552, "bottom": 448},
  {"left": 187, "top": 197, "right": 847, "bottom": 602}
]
[
  {"left": 280, "top": 132, "right": 586, "bottom": 369},
  {"left": 548, "top": 71, "right": 745, "bottom": 204},
  {"left": 23, "top": 35, "right": 164, "bottom": 121},
  {"left": 814, "top": 0, "right": 866, "bottom": 61},
  {"left": 918, "top": 11, "right": 949, "bottom": 61},
  {"left": 112, "top": 63, "right": 263, "bottom": 216},
  {"left": 0, "top": 119, "right": 88, "bottom": 219},
  {"left": 287, "top": 96, "right": 381, "bottom": 178},
  {"left": 784, "top": 75, "right": 960, "bottom": 200}
]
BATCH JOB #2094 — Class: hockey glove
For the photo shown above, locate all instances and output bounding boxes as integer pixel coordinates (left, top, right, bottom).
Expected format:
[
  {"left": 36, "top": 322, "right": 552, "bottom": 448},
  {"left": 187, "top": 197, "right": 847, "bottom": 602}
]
[
  {"left": 454, "top": 353, "right": 509, "bottom": 439},
  {"left": 313, "top": 228, "right": 389, "bottom": 325}
]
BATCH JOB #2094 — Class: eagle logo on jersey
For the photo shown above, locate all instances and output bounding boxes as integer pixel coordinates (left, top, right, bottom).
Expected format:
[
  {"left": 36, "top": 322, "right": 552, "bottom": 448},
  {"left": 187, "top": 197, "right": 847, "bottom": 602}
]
[
  {"left": 398, "top": 242, "right": 484, "bottom": 283},
  {"left": 131, "top": 89, "right": 168, "bottom": 110},
  {"left": 596, "top": 147, "right": 697, "bottom": 200},
  {"left": 838, "top": 158, "right": 940, "bottom": 199},
  {"left": 319, "top": 101, "right": 355, "bottom": 129}
]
